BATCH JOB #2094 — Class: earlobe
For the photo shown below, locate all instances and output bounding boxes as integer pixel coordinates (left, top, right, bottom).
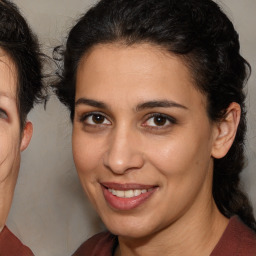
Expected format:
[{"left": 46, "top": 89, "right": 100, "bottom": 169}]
[
  {"left": 20, "top": 121, "right": 33, "bottom": 152},
  {"left": 211, "top": 102, "right": 241, "bottom": 159}
]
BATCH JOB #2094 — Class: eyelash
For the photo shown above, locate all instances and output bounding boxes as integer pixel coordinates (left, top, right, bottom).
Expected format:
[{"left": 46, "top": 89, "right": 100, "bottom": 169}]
[
  {"left": 142, "top": 113, "right": 177, "bottom": 129},
  {"left": 79, "top": 111, "right": 177, "bottom": 130},
  {"left": 79, "top": 112, "right": 111, "bottom": 126}
]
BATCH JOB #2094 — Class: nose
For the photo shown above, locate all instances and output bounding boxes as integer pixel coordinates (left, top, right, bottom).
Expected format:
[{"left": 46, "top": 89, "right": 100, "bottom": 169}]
[{"left": 103, "top": 127, "right": 144, "bottom": 175}]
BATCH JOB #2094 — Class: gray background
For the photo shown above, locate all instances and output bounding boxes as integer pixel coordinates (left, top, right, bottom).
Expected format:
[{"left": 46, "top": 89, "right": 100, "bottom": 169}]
[{"left": 6, "top": 0, "right": 256, "bottom": 255}]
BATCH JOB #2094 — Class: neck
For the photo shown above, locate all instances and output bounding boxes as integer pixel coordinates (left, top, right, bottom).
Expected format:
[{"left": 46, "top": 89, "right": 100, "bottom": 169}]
[{"left": 116, "top": 198, "right": 228, "bottom": 256}]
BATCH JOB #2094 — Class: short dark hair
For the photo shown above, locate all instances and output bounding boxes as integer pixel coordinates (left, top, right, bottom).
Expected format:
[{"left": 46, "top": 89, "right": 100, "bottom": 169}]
[
  {"left": 54, "top": 0, "right": 256, "bottom": 230},
  {"left": 0, "top": 0, "right": 45, "bottom": 130}
]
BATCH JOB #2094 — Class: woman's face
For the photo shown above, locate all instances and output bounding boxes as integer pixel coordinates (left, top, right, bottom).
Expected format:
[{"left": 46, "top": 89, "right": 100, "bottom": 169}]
[
  {"left": 0, "top": 50, "right": 29, "bottom": 229},
  {"left": 73, "top": 43, "right": 219, "bottom": 238}
]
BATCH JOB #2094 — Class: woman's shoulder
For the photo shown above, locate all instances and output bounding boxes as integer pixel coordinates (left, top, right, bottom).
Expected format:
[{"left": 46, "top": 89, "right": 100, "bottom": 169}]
[
  {"left": 72, "top": 231, "right": 118, "bottom": 256},
  {"left": 211, "top": 215, "right": 256, "bottom": 256},
  {"left": 0, "top": 226, "right": 34, "bottom": 256}
]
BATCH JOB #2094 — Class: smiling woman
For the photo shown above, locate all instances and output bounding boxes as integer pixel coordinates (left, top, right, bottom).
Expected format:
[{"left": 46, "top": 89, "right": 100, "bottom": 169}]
[
  {"left": 73, "top": 45, "right": 219, "bottom": 237},
  {"left": 54, "top": 0, "right": 256, "bottom": 255},
  {"left": 0, "top": 0, "right": 44, "bottom": 255}
]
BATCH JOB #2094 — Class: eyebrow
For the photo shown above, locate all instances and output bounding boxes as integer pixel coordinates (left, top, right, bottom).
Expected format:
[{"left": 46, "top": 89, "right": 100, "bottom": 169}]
[
  {"left": 136, "top": 100, "right": 188, "bottom": 111},
  {"left": 75, "top": 98, "right": 108, "bottom": 109},
  {"left": 75, "top": 97, "right": 187, "bottom": 112}
]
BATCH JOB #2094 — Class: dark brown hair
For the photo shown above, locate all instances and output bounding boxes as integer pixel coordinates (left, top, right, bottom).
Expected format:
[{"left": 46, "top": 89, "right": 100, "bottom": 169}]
[
  {"left": 0, "top": 0, "right": 45, "bottom": 130},
  {"left": 54, "top": 0, "right": 256, "bottom": 231}
]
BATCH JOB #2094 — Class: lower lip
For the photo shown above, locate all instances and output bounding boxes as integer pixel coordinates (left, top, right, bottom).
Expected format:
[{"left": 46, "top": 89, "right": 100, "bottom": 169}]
[{"left": 102, "top": 186, "right": 157, "bottom": 211}]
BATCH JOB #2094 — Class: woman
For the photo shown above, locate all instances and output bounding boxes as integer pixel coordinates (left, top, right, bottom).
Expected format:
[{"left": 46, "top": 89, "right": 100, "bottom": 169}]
[
  {"left": 0, "top": 0, "right": 44, "bottom": 255},
  {"left": 55, "top": 0, "right": 256, "bottom": 255}
]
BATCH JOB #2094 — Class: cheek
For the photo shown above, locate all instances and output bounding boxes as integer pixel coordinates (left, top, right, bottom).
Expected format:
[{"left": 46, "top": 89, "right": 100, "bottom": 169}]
[
  {"left": 0, "top": 135, "right": 10, "bottom": 162},
  {"left": 144, "top": 134, "right": 213, "bottom": 216},
  {"left": 0, "top": 130, "right": 20, "bottom": 182},
  {"left": 72, "top": 131, "right": 102, "bottom": 179},
  {"left": 72, "top": 130, "right": 106, "bottom": 209},
  {"left": 144, "top": 129, "right": 213, "bottom": 182},
  {"left": 145, "top": 137, "right": 195, "bottom": 174}
]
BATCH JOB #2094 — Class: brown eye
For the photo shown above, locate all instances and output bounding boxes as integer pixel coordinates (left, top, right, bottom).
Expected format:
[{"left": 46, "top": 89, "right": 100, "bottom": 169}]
[
  {"left": 81, "top": 113, "right": 111, "bottom": 126},
  {"left": 92, "top": 114, "right": 105, "bottom": 124},
  {"left": 153, "top": 116, "right": 167, "bottom": 126},
  {"left": 143, "top": 113, "right": 176, "bottom": 128}
]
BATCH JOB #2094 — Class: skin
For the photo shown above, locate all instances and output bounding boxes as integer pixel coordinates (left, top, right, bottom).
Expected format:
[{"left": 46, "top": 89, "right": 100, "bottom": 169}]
[
  {"left": 0, "top": 49, "right": 33, "bottom": 232},
  {"left": 73, "top": 43, "right": 241, "bottom": 256}
]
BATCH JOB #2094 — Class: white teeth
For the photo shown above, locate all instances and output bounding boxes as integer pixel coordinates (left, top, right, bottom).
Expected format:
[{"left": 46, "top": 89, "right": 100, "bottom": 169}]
[
  {"left": 134, "top": 189, "right": 141, "bottom": 196},
  {"left": 108, "top": 188, "right": 117, "bottom": 196},
  {"left": 108, "top": 188, "right": 153, "bottom": 198},
  {"left": 124, "top": 190, "right": 134, "bottom": 198},
  {"left": 116, "top": 190, "right": 125, "bottom": 197}
]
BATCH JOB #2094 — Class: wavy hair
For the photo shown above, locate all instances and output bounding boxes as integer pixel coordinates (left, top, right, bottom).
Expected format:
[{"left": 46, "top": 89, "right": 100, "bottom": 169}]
[
  {"left": 0, "top": 0, "right": 45, "bottom": 130},
  {"left": 54, "top": 0, "right": 256, "bottom": 231}
]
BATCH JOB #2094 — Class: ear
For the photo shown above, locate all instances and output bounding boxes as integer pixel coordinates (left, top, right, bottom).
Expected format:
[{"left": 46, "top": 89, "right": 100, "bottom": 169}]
[
  {"left": 20, "top": 121, "right": 33, "bottom": 152},
  {"left": 211, "top": 102, "right": 241, "bottom": 159}
]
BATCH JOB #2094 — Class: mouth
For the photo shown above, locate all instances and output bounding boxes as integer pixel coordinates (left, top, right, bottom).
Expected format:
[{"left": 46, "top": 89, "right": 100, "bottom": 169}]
[
  {"left": 107, "top": 187, "right": 154, "bottom": 198},
  {"left": 101, "top": 182, "right": 158, "bottom": 211}
]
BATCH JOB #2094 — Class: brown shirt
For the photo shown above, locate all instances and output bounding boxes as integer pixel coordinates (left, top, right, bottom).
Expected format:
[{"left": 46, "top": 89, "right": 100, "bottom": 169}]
[
  {"left": 210, "top": 216, "right": 256, "bottom": 256},
  {"left": 73, "top": 216, "right": 256, "bottom": 256},
  {"left": 0, "top": 226, "right": 34, "bottom": 256}
]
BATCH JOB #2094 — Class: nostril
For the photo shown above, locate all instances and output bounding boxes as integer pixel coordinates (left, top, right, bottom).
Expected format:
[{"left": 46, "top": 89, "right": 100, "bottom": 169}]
[
  {"left": 103, "top": 150, "right": 144, "bottom": 175},
  {"left": 103, "top": 131, "right": 144, "bottom": 174}
]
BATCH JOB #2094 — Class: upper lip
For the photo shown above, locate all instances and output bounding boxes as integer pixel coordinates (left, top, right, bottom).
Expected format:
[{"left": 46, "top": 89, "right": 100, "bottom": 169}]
[{"left": 101, "top": 182, "right": 157, "bottom": 190}]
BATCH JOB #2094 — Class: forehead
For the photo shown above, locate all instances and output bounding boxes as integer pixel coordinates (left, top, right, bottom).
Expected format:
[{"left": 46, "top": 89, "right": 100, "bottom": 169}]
[
  {"left": 0, "top": 48, "right": 17, "bottom": 101},
  {"left": 76, "top": 43, "right": 207, "bottom": 108},
  {"left": 79, "top": 43, "right": 190, "bottom": 73}
]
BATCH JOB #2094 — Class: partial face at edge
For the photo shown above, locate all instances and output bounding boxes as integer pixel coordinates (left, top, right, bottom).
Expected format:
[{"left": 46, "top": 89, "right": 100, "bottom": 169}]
[
  {"left": 0, "top": 49, "right": 32, "bottom": 229},
  {"left": 72, "top": 43, "right": 221, "bottom": 238}
]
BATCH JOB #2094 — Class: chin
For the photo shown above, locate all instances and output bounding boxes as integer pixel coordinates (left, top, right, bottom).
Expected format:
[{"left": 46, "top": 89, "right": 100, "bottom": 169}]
[
  {"left": 109, "top": 226, "right": 151, "bottom": 239},
  {"left": 102, "top": 213, "right": 159, "bottom": 239}
]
